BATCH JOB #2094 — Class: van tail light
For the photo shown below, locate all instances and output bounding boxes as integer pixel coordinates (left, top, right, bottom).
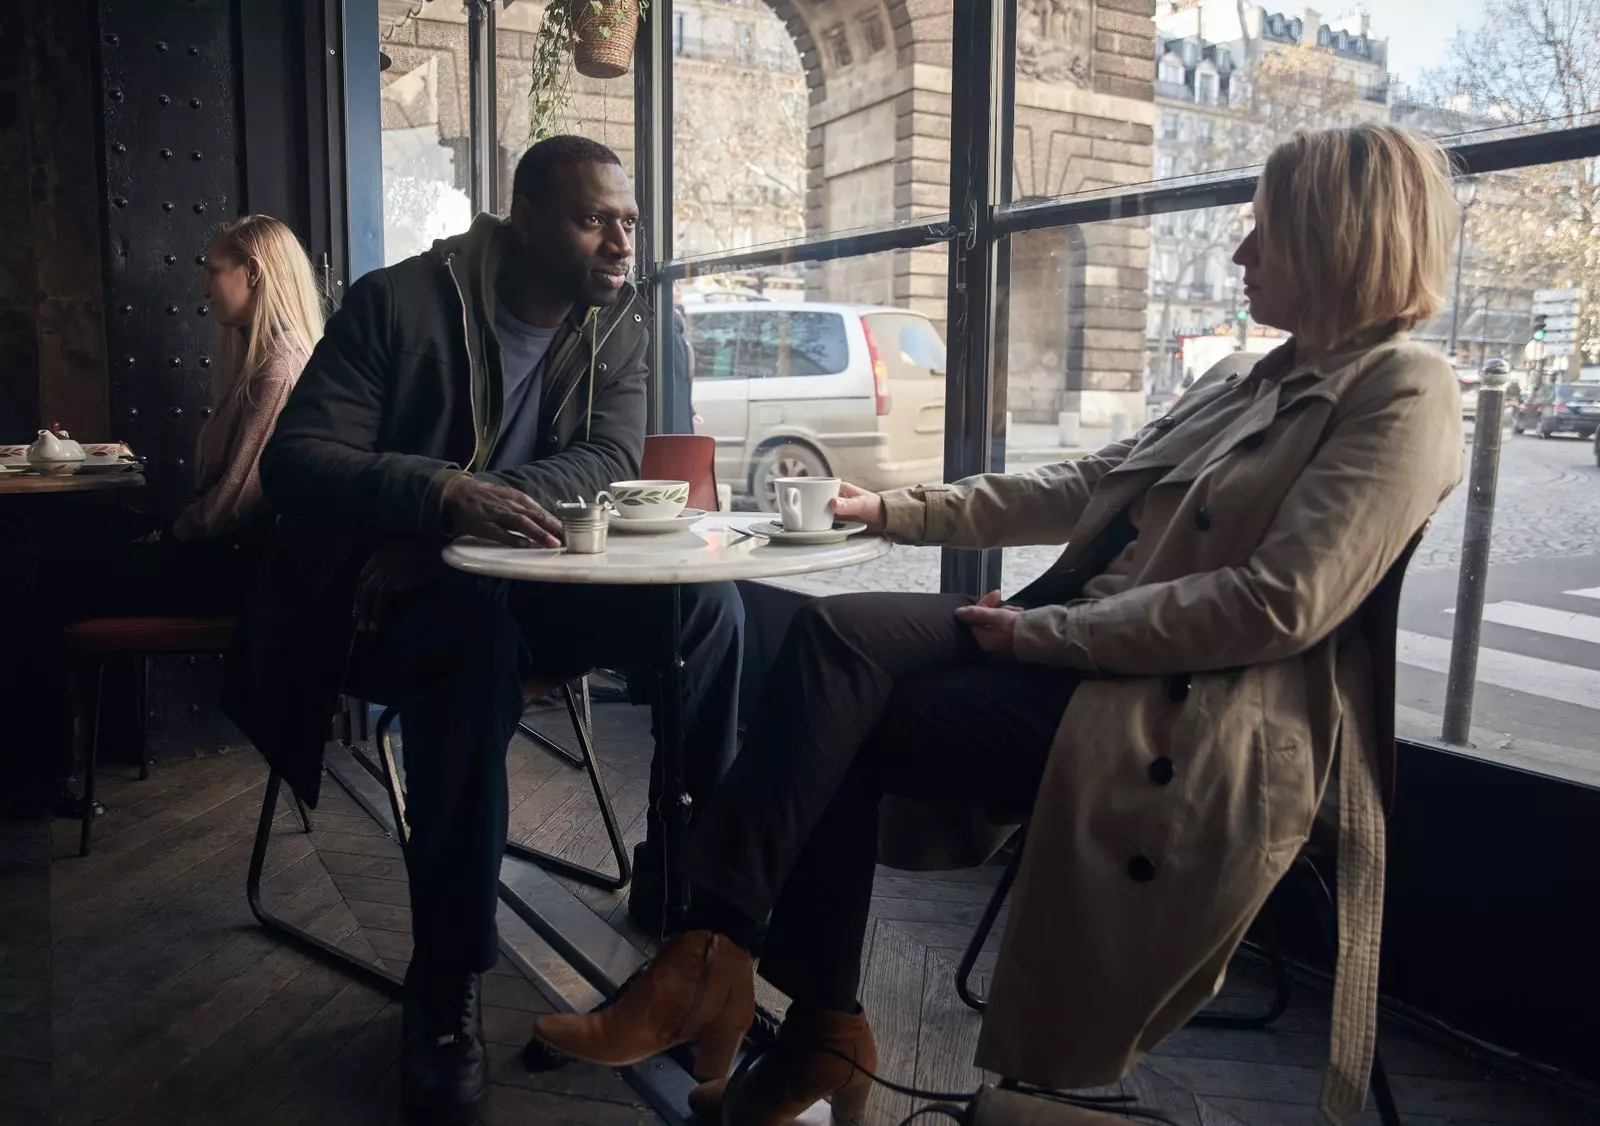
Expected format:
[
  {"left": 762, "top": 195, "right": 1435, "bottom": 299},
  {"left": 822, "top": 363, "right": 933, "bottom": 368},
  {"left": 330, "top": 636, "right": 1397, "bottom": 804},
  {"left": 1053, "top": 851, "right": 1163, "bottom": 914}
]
[
  {"left": 1555, "top": 401, "right": 1570, "bottom": 414},
  {"left": 862, "top": 320, "right": 890, "bottom": 416}
]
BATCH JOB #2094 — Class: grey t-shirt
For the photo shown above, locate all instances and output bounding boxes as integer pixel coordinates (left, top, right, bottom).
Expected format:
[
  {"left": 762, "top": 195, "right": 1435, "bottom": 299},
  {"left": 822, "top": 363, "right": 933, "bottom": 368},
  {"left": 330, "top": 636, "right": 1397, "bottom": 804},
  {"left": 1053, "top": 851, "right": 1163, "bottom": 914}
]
[{"left": 489, "top": 299, "right": 560, "bottom": 471}]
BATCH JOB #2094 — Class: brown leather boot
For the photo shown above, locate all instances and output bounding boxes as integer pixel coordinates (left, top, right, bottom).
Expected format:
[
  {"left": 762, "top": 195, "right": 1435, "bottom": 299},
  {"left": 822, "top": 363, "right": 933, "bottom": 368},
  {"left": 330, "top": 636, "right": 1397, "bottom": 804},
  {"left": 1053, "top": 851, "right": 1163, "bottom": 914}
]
[
  {"left": 687, "top": 1005, "right": 877, "bottom": 1126},
  {"left": 529, "top": 931, "right": 754, "bottom": 1081}
]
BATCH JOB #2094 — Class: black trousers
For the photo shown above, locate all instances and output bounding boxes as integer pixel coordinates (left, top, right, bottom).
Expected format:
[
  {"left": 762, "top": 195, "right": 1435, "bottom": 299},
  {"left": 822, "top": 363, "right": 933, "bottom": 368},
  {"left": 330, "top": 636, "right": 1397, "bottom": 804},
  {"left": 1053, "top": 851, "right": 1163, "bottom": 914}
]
[
  {"left": 361, "top": 572, "right": 744, "bottom": 977},
  {"left": 680, "top": 593, "right": 1080, "bottom": 1010}
]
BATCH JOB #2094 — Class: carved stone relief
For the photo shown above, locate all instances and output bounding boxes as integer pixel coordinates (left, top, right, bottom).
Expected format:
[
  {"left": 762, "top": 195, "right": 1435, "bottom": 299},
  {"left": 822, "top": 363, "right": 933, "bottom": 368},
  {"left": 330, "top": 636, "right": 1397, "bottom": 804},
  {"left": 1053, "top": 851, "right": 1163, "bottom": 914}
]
[{"left": 1017, "top": 0, "right": 1092, "bottom": 87}]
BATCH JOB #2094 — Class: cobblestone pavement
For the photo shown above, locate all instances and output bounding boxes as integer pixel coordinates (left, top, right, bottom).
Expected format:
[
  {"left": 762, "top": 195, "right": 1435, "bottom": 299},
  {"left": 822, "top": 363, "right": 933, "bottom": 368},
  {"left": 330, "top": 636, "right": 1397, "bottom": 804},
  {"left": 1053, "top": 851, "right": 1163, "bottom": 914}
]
[{"left": 770, "top": 425, "right": 1600, "bottom": 597}]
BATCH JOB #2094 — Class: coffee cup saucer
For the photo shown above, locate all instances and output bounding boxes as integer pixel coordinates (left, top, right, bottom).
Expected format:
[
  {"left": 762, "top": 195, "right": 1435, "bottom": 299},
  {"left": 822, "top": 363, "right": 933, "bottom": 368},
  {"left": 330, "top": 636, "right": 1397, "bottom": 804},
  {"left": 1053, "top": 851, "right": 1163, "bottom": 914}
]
[
  {"left": 607, "top": 508, "right": 708, "bottom": 534},
  {"left": 747, "top": 519, "right": 867, "bottom": 546}
]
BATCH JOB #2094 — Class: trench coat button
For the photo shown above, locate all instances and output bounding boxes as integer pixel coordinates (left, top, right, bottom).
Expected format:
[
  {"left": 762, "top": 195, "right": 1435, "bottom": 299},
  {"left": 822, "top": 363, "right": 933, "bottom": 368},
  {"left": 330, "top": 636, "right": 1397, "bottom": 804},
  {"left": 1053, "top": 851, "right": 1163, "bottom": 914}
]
[
  {"left": 1241, "top": 431, "right": 1265, "bottom": 450},
  {"left": 1148, "top": 757, "right": 1175, "bottom": 785},
  {"left": 633, "top": 313, "right": 643, "bottom": 322},
  {"left": 1194, "top": 507, "right": 1212, "bottom": 531},
  {"left": 1127, "top": 855, "right": 1157, "bottom": 883},
  {"left": 1153, "top": 416, "right": 1176, "bottom": 430},
  {"left": 1166, "top": 675, "right": 1190, "bottom": 702},
  {"left": 598, "top": 362, "right": 608, "bottom": 373}
]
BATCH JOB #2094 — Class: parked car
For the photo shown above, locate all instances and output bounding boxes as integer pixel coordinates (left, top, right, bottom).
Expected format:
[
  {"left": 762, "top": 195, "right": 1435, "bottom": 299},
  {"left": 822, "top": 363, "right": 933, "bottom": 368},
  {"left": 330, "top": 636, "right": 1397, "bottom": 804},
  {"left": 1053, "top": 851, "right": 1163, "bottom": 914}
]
[
  {"left": 1511, "top": 382, "right": 1600, "bottom": 439},
  {"left": 684, "top": 301, "right": 947, "bottom": 507}
]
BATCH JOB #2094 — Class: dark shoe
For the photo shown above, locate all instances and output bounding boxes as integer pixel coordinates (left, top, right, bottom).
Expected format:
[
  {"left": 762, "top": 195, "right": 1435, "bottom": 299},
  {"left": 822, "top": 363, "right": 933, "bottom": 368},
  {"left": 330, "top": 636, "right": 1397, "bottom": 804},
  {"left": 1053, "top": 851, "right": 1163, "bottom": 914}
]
[
  {"left": 627, "top": 840, "right": 666, "bottom": 936},
  {"left": 402, "top": 969, "right": 488, "bottom": 1126},
  {"left": 688, "top": 1005, "right": 876, "bottom": 1125},
  {"left": 529, "top": 930, "right": 754, "bottom": 1081}
]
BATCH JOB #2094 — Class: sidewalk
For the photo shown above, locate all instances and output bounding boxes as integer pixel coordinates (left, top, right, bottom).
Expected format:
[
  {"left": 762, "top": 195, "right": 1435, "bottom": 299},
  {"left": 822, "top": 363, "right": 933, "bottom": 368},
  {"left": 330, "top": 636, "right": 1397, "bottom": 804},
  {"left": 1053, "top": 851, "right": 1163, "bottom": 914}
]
[{"left": 1005, "top": 420, "right": 1119, "bottom": 464}]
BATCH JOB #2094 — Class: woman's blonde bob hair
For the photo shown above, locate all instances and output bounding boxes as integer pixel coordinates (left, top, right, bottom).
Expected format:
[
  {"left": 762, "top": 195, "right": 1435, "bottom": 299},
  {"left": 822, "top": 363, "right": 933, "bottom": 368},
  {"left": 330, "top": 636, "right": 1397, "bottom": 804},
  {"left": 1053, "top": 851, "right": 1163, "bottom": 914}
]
[
  {"left": 210, "top": 214, "right": 325, "bottom": 406},
  {"left": 1254, "top": 122, "right": 1459, "bottom": 353}
]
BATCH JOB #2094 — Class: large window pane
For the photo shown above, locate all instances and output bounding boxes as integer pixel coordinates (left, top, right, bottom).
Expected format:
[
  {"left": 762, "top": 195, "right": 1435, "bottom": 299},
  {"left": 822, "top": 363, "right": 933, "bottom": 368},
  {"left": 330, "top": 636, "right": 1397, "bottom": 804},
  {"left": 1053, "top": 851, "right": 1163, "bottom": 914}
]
[
  {"left": 671, "top": 0, "right": 953, "bottom": 256},
  {"left": 677, "top": 247, "right": 949, "bottom": 593},
  {"left": 495, "top": 2, "right": 637, "bottom": 209},
  {"left": 378, "top": 5, "right": 471, "bottom": 265},
  {"left": 1012, "top": 1, "right": 1596, "bottom": 209},
  {"left": 997, "top": 172, "right": 1600, "bottom": 783},
  {"left": 1395, "top": 152, "right": 1600, "bottom": 785}
]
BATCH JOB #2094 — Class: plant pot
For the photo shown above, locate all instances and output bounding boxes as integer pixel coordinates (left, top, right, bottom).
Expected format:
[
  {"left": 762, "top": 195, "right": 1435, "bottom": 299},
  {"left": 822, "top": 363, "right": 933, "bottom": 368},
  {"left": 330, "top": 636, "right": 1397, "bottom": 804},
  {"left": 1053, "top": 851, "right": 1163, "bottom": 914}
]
[{"left": 572, "top": 0, "right": 639, "bottom": 79}]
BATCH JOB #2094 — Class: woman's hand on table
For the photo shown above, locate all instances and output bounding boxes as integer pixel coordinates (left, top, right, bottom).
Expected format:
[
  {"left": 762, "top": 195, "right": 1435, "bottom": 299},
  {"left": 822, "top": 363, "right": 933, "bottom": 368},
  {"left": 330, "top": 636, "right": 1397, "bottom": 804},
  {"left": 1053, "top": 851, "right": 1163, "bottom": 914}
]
[
  {"left": 831, "top": 482, "right": 886, "bottom": 533},
  {"left": 955, "top": 591, "right": 1022, "bottom": 660}
]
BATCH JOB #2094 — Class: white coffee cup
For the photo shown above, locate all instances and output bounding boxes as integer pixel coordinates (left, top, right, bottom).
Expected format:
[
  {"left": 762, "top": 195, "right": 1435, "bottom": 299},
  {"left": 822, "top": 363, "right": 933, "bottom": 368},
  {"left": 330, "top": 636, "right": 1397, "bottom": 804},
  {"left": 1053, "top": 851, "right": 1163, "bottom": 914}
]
[
  {"left": 607, "top": 480, "right": 689, "bottom": 520},
  {"left": 776, "top": 477, "right": 841, "bottom": 533}
]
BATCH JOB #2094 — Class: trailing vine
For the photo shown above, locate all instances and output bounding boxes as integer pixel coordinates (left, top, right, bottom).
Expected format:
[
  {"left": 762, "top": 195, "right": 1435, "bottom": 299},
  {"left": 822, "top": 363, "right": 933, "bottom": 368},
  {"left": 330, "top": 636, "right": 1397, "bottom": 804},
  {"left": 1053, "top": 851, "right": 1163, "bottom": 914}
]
[{"left": 528, "top": 0, "right": 650, "bottom": 144}]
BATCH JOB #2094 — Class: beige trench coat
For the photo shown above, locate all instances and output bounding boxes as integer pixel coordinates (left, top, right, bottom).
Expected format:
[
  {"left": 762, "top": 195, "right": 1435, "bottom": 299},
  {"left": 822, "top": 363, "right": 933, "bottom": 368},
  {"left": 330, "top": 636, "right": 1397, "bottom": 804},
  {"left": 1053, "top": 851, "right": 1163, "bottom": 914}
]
[{"left": 875, "top": 335, "right": 1462, "bottom": 1124}]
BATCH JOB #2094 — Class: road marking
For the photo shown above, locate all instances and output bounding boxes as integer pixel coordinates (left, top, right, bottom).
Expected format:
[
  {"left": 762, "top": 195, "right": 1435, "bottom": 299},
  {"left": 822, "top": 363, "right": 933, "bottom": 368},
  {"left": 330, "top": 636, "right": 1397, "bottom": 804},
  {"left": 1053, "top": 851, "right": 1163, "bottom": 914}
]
[
  {"left": 1566, "top": 587, "right": 1600, "bottom": 601},
  {"left": 1397, "top": 631, "right": 1600, "bottom": 712},
  {"left": 1452, "top": 602, "right": 1600, "bottom": 645}
]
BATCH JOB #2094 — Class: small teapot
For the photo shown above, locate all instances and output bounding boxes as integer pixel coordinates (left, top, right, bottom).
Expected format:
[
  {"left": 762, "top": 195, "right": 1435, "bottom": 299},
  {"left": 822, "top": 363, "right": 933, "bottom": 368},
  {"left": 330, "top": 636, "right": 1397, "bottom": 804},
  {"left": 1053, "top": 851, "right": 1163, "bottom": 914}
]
[{"left": 27, "top": 427, "right": 87, "bottom": 473}]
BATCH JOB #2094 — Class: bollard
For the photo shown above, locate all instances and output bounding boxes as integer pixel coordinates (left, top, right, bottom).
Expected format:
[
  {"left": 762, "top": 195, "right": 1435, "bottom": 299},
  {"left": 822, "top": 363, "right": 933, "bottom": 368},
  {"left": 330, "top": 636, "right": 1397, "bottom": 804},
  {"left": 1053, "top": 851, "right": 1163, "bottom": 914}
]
[
  {"left": 1057, "top": 410, "right": 1080, "bottom": 448},
  {"left": 1109, "top": 412, "right": 1131, "bottom": 442},
  {"left": 1441, "top": 378, "right": 1506, "bottom": 746}
]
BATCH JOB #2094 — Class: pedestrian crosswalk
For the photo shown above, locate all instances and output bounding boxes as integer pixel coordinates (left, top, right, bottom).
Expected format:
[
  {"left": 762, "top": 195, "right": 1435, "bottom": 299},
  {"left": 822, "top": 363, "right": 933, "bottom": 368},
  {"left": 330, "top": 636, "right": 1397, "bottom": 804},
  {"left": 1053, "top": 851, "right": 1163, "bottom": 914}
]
[{"left": 1398, "top": 586, "right": 1600, "bottom": 712}]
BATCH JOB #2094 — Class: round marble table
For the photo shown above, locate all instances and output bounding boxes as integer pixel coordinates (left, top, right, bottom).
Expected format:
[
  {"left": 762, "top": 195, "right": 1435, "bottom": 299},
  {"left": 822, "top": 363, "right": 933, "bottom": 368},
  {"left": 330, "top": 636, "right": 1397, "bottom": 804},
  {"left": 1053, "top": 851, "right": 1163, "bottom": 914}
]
[
  {"left": 442, "top": 513, "right": 889, "bottom": 585},
  {"left": 443, "top": 512, "right": 889, "bottom": 927}
]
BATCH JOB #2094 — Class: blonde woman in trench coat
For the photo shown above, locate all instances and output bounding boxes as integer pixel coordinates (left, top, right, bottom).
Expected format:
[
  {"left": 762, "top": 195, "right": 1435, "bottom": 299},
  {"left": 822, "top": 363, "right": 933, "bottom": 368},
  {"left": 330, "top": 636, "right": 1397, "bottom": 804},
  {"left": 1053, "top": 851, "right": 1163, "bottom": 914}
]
[{"left": 533, "top": 124, "right": 1466, "bottom": 1126}]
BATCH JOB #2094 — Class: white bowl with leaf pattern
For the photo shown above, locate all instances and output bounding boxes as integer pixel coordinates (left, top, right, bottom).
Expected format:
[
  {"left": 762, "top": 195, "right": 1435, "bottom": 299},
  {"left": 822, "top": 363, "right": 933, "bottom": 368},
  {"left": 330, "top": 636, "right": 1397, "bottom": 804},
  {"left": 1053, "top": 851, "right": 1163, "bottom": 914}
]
[{"left": 607, "top": 479, "right": 690, "bottom": 521}]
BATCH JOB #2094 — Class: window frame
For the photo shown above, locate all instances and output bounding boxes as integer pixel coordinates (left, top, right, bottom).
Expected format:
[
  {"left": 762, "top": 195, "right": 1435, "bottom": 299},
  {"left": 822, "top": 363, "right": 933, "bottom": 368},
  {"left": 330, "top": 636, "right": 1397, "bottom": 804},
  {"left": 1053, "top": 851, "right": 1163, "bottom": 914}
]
[{"left": 344, "top": 0, "right": 1600, "bottom": 600}]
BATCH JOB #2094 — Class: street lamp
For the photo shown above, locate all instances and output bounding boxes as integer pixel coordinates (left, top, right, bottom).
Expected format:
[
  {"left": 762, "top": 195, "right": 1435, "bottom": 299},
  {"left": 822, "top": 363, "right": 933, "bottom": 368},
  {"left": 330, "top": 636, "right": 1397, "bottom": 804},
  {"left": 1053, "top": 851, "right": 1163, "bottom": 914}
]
[{"left": 1447, "top": 176, "right": 1480, "bottom": 362}]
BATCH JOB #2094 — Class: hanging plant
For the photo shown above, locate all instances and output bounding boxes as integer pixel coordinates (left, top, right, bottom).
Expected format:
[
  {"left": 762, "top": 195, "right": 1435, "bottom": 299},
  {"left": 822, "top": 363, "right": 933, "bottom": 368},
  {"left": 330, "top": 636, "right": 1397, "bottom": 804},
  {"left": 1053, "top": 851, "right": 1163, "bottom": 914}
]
[{"left": 528, "top": 0, "right": 649, "bottom": 144}]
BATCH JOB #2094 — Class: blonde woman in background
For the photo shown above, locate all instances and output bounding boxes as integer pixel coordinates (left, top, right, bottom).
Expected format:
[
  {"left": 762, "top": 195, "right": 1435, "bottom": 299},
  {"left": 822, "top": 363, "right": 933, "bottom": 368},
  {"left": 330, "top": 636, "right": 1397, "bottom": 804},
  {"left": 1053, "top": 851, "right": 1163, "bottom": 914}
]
[
  {"left": 170, "top": 213, "right": 324, "bottom": 544},
  {"left": 59, "top": 214, "right": 323, "bottom": 616}
]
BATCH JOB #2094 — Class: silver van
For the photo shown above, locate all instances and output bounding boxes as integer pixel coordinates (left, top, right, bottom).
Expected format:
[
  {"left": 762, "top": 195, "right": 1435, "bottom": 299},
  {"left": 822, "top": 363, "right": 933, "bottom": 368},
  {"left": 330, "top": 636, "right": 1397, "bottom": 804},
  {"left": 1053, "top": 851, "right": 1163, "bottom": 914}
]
[{"left": 685, "top": 301, "right": 947, "bottom": 507}]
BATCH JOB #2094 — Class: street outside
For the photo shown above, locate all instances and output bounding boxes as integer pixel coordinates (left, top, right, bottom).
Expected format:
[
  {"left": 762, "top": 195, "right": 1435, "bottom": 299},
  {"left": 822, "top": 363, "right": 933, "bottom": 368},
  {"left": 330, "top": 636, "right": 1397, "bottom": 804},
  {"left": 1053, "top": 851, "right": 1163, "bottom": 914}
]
[{"left": 767, "top": 418, "right": 1600, "bottom": 783}]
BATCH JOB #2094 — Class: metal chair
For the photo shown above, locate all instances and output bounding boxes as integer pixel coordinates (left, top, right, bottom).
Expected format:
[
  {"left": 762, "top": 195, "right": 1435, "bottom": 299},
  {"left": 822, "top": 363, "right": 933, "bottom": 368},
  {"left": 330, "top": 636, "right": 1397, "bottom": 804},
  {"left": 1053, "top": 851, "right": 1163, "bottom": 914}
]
[{"left": 61, "top": 615, "right": 316, "bottom": 855}]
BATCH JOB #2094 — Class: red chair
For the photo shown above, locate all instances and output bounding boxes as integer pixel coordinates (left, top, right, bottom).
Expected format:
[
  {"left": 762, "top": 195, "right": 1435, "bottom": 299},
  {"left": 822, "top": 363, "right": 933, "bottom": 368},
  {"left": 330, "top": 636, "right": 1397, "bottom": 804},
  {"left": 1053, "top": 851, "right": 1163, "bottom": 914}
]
[{"left": 641, "top": 433, "right": 719, "bottom": 512}]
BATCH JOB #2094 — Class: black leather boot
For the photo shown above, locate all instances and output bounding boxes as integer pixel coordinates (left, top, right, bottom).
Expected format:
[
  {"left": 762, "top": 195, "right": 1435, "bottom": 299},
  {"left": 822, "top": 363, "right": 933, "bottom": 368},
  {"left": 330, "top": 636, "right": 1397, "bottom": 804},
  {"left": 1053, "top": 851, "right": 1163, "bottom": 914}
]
[{"left": 402, "top": 968, "right": 488, "bottom": 1126}]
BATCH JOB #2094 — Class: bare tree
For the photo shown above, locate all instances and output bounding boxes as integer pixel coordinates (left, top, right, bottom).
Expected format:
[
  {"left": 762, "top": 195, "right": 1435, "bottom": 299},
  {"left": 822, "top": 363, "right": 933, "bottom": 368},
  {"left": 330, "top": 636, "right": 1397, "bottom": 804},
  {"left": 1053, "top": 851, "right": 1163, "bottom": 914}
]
[
  {"left": 671, "top": 62, "right": 806, "bottom": 258},
  {"left": 1422, "top": 0, "right": 1600, "bottom": 366}
]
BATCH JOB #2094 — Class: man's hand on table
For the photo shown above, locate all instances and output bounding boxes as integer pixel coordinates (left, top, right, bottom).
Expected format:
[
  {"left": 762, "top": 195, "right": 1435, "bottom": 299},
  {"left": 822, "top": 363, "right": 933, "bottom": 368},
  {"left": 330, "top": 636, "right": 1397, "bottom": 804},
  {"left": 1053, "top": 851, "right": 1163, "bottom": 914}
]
[
  {"left": 830, "top": 482, "right": 886, "bottom": 533},
  {"left": 353, "top": 541, "right": 448, "bottom": 633},
  {"left": 441, "top": 473, "right": 562, "bottom": 548},
  {"left": 956, "top": 591, "right": 1022, "bottom": 660}
]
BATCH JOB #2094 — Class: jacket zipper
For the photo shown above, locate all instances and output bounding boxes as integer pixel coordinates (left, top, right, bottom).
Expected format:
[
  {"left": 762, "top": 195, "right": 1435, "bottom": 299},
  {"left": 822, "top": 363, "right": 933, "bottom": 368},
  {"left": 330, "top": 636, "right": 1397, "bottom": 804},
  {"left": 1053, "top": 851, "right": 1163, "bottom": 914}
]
[
  {"left": 547, "top": 291, "right": 637, "bottom": 437},
  {"left": 446, "top": 255, "right": 491, "bottom": 472}
]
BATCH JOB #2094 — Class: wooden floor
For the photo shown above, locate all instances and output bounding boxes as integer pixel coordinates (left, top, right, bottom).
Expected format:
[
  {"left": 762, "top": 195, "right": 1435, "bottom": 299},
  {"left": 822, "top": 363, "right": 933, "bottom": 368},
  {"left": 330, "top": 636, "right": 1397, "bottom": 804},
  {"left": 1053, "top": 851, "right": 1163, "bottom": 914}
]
[{"left": 16, "top": 697, "right": 1600, "bottom": 1126}]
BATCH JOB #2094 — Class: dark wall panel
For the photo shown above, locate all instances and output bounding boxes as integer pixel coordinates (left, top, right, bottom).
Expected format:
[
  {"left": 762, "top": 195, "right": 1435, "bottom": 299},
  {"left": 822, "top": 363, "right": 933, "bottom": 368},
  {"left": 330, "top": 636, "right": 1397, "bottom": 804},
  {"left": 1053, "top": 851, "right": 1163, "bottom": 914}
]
[
  {"left": 98, "top": 0, "right": 242, "bottom": 515},
  {"left": 0, "top": 0, "right": 109, "bottom": 444}
]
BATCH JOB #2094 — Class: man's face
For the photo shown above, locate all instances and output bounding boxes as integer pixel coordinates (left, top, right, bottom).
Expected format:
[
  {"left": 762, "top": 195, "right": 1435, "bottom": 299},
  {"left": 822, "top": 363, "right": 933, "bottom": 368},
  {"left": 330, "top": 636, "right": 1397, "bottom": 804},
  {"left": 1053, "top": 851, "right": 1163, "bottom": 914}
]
[{"left": 510, "top": 161, "right": 638, "bottom": 307}]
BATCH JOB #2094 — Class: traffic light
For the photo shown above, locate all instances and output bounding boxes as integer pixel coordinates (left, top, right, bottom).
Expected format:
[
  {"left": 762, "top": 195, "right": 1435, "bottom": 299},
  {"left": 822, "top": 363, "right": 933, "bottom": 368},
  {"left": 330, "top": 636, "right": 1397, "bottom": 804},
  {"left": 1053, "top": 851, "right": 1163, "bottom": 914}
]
[
  {"left": 1236, "top": 310, "right": 1248, "bottom": 321},
  {"left": 1532, "top": 314, "right": 1547, "bottom": 341}
]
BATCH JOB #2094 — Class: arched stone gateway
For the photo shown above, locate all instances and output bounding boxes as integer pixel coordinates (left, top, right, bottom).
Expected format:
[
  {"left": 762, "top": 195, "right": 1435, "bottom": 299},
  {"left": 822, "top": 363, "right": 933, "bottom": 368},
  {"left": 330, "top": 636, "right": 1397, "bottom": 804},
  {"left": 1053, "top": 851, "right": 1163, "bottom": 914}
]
[{"left": 761, "top": 0, "right": 1157, "bottom": 427}]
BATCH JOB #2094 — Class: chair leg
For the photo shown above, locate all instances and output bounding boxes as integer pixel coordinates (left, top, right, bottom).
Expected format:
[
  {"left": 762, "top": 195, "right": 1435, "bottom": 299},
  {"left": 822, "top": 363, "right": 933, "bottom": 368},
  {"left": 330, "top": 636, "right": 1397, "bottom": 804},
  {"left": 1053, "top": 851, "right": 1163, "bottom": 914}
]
[
  {"left": 1187, "top": 899, "right": 1293, "bottom": 1030},
  {"left": 503, "top": 679, "right": 632, "bottom": 891},
  {"left": 374, "top": 708, "right": 410, "bottom": 848},
  {"left": 516, "top": 679, "right": 587, "bottom": 769},
  {"left": 957, "top": 835, "right": 1025, "bottom": 1013},
  {"left": 135, "top": 654, "right": 150, "bottom": 782},
  {"left": 292, "top": 793, "right": 314, "bottom": 834},
  {"left": 247, "top": 770, "right": 402, "bottom": 994},
  {"left": 79, "top": 661, "right": 106, "bottom": 858}
]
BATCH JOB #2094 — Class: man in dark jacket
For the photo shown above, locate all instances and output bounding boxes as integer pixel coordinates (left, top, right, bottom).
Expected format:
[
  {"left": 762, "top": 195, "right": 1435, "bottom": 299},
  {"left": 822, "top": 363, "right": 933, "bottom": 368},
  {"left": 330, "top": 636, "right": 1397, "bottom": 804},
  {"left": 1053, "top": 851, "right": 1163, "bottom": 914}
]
[{"left": 234, "top": 137, "right": 743, "bottom": 1126}]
